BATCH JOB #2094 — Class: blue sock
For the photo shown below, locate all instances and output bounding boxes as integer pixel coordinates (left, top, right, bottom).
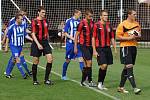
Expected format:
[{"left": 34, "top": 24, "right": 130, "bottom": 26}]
[
  {"left": 6, "top": 56, "right": 15, "bottom": 75},
  {"left": 20, "top": 56, "right": 30, "bottom": 74},
  {"left": 79, "top": 62, "right": 84, "bottom": 71},
  {"left": 16, "top": 63, "right": 25, "bottom": 77},
  {"left": 62, "top": 62, "right": 69, "bottom": 77}
]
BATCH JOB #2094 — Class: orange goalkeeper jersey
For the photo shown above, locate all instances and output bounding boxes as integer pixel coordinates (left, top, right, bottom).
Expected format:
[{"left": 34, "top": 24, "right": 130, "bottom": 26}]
[{"left": 116, "top": 20, "right": 141, "bottom": 47}]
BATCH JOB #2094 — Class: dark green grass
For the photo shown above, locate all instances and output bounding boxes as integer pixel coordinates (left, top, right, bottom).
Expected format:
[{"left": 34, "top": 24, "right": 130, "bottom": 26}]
[{"left": 0, "top": 48, "right": 150, "bottom": 100}]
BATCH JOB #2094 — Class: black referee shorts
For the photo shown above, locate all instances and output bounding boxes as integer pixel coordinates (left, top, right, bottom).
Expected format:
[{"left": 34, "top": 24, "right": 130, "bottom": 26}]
[
  {"left": 120, "top": 46, "right": 137, "bottom": 65},
  {"left": 96, "top": 47, "right": 113, "bottom": 65},
  {"left": 31, "top": 40, "right": 52, "bottom": 57},
  {"left": 80, "top": 45, "right": 93, "bottom": 60}
]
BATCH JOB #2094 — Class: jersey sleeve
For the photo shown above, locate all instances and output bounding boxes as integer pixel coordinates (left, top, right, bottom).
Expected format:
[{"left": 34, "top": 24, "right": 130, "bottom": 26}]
[
  {"left": 116, "top": 22, "right": 123, "bottom": 38},
  {"left": 77, "top": 21, "right": 83, "bottom": 33},
  {"left": 64, "top": 19, "right": 70, "bottom": 33},
  {"left": 7, "top": 26, "right": 13, "bottom": 39},
  {"left": 93, "top": 24, "right": 97, "bottom": 38},
  {"left": 31, "top": 19, "right": 36, "bottom": 33}
]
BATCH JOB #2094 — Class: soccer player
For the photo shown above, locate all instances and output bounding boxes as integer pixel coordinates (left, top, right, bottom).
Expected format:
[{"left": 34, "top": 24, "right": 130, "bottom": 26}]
[
  {"left": 92, "top": 10, "right": 117, "bottom": 90},
  {"left": 5, "top": 13, "right": 33, "bottom": 79},
  {"left": 61, "top": 9, "right": 84, "bottom": 80},
  {"left": 31, "top": 6, "right": 53, "bottom": 85},
  {"left": 4, "top": 9, "right": 32, "bottom": 78},
  {"left": 116, "top": 8, "right": 141, "bottom": 94},
  {"left": 74, "top": 8, "right": 96, "bottom": 87}
]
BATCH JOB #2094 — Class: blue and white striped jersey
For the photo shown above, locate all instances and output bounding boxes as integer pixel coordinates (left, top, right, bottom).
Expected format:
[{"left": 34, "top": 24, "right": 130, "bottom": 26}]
[
  {"left": 7, "top": 22, "right": 27, "bottom": 46},
  {"left": 64, "top": 17, "right": 80, "bottom": 44}
]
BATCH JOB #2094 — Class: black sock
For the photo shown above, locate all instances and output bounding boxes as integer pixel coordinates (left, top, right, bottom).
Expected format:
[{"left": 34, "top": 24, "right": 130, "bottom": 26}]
[
  {"left": 98, "top": 68, "right": 107, "bottom": 84},
  {"left": 127, "top": 67, "right": 136, "bottom": 88},
  {"left": 81, "top": 67, "right": 88, "bottom": 82},
  {"left": 119, "top": 68, "right": 127, "bottom": 87},
  {"left": 98, "top": 68, "right": 103, "bottom": 83},
  {"left": 102, "top": 69, "right": 107, "bottom": 84},
  {"left": 45, "top": 63, "right": 52, "bottom": 81},
  {"left": 32, "top": 64, "right": 37, "bottom": 81},
  {"left": 87, "top": 67, "right": 92, "bottom": 82}
]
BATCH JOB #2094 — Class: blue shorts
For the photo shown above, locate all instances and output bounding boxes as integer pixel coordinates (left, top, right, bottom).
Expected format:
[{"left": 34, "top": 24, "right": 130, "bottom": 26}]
[
  {"left": 65, "top": 43, "right": 82, "bottom": 59},
  {"left": 10, "top": 45, "right": 22, "bottom": 58}
]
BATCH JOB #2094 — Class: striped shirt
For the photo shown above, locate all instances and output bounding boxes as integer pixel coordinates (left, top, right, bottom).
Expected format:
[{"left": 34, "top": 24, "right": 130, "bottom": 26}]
[
  {"left": 64, "top": 17, "right": 80, "bottom": 44},
  {"left": 7, "top": 22, "right": 27, "bottom": 46},
  {"left": 93, "top": 21, "right": 114, "bottom": 47}
]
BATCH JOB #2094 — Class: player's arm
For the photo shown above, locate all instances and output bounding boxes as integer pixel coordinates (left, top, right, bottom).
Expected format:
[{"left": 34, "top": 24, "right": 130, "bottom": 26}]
[
  {"left": 110, "top": 25, "right": 117, "bottom": 53},
  {"left": 116, "top": 23, "right": 136, "bottom": 41},
  {"left": 1, "top": 28, "right": 8, "bottom": 45},
  {"left": 74, "top": 31, "right": 80, "bottom": 54},
  {"left": 63, "top": 20, "right": 74, "bottom": 40},
  {"left": 31, "top": 19, "right": 43, "bottom": 50},
  {"left": 92, "top": 24, "right": 98, "bottom": 57}
]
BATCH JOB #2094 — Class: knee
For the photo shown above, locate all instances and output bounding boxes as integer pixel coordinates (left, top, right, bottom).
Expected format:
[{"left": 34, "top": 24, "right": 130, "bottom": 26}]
[
  {"left": 33, "top": 57, "right": 39, "bottom": 64},
  {"left": 125, "top": 64, "right": 133, "bottom": 68},
  {"left": 47, "top": 56, "right": 53, "bottom": 63},
  {"left": 100, "top": 64, "right": 107, "bottom": 70}
]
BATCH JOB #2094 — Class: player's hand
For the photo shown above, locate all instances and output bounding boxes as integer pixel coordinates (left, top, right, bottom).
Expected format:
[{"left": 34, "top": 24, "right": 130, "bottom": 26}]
[
  {"left": 93, "top": 50, "right": 99, "bottom": 57},
  {"left": 74, "top": 47, "right": 78, "bottom": 54},
  {"left": 37, "top": 44, "right": 43, "bottom": 50},
  {"left": 4, "top": 46, "right": 8, "bottom": 53}
]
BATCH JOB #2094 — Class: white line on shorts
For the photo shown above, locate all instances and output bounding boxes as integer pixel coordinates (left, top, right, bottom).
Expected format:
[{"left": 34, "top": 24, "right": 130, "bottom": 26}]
[{"left": 26, "top": 60, "right": 120, "bottom": 100}]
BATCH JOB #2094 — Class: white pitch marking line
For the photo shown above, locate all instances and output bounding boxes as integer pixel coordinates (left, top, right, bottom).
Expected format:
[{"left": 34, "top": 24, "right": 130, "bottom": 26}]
[{"left": 26, "top": 60, "right": 120, "bottom": 100}]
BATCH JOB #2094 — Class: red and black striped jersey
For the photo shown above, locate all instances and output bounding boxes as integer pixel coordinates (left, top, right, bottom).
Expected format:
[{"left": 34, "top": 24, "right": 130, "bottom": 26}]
[
  {"left": 93, "top": 21, "right": 114, "bottom": 47},
  {"left": 77, "top": 19, "right": 94, "bottom": 46},
  {"left": 32, "top": 17, "right": 49, "bottom": 41}
]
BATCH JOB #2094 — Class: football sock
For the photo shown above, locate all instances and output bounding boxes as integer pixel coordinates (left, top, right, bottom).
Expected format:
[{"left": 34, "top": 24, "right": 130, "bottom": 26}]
[
  {"left": 45, "top": 63, "right": 52, "bottom": 81},
  {"left": 6, "top": 56, "right": 15, "bottom": 75},
  {"left": 16, "top": 63, "right": 25, "bottom": 77},
  {"left": 32, "top": 64, "right": 37, "bottom": 81},
  {"left": 81, "top": 67, "right": 88, "bottom": 82},
  {"left": 20, "top": 56, "right": 30, "bottom": 75},
  {"left": 62, "top": 62, "right": 69, "bottom": 77},
  {"left": 127, "top": 67, "right": 136, "bottom": 88},
  {"left": 79, "top": 62, "right": 84, "bottom": 71},
  {"left": 119, "top": 68, "right": 127, "bottom": 87},
  {"left": 87, "top": 67, "right": 92, "bottom": 82},
  {"left": 98, "top": 68, "right": 106, "bottom": 84}
]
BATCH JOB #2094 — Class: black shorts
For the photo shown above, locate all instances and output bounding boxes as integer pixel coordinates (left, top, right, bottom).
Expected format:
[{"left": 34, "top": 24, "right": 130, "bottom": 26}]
[
  {"left": 30, "top": 40, "right": 52, "bottom": 57},
  {"left": 120, "top": 46, "right": 137, "bottom": 65},
  {"left": 80, "top": 45, "right": 93, "bottom": 60},
  {"left": 96, "top": 47, "right": 113, "bottom": 65}
]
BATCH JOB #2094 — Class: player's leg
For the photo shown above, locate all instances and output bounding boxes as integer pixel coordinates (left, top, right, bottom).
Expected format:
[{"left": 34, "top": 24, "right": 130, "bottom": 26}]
[
  {"left": 14, "top": 46, "right": 27, "bottom": 79},
  {"left": 5, "top": 56, "right": 15, "bottom": 77},
  {"left": 20, "top": 52, "right": 32, "bottom": 76},
  {"left": 31, "top": 42, "right": 41, "bottom": 85},
  {"left": 43, "top": 41, "right": 54, "bottom": 85},
  {"left": 77, "top": 45, "right": 84, "bottom": 71},
  {"left": 61, "top": 44, "right": 74, "bottom": 80}
]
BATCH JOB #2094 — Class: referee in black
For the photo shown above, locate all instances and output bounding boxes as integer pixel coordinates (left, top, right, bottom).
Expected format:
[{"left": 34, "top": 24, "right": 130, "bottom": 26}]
[{"left": 31, "top": 6, "right": 53, "bottom": 85}]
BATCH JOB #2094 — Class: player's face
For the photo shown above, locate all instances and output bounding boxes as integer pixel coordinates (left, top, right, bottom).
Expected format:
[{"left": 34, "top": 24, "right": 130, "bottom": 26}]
[
  {"left": 100, "top": 12, "right": 108, "bottom": 22},
  {"left": 17, "top": 16, "right": 23, "bottom": 25},
  {"left": 129, "top": 11, "right": 137, "bottom": 21},
  {"left": 39, "top": 10, "right": 46, "bottom": 18},
  {"left": 75, "top": 11, "right": 81, "bottom": 19},
  {"left": 86, "top": 13, "right": 93, "bottom": 20}
]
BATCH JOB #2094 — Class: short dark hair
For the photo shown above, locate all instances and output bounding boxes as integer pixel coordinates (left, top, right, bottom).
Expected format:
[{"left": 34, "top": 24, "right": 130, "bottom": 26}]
[
  {"left": 85, "top": 8, "right": 93, "bottom": 16},
  {"left": 15, "top": 13, "right": 23, "bottom": 20},
  {"left": 38, "top": 6, "right": 45, "bottom": 12},
  {"left": 20, "top": 8, "right": 27, "bottom": 12},
  {"left": 73, "top": 9, "right": 81, "bottom": 14},
  {"left": 127, "top": 8, "right": 136, "bottom": 15},
  {"left": 100, "top": 9, "right": 108, "bottom": 16}
]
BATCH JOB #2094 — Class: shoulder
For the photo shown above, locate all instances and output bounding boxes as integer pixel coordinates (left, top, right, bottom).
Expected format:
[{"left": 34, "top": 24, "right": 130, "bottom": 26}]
[{"left": 8, "top": 24, "right": 15, "bottom": 30}]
